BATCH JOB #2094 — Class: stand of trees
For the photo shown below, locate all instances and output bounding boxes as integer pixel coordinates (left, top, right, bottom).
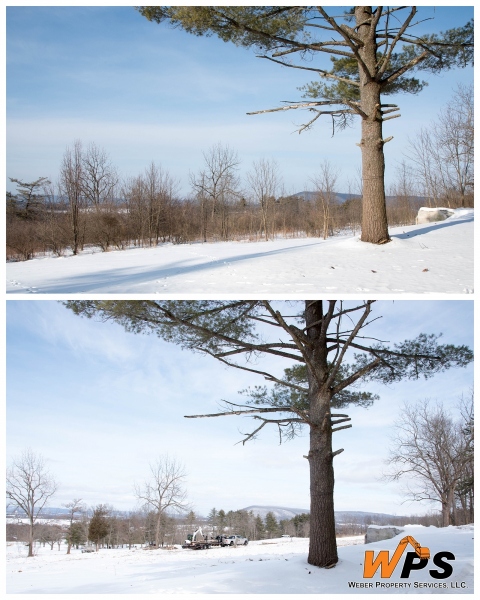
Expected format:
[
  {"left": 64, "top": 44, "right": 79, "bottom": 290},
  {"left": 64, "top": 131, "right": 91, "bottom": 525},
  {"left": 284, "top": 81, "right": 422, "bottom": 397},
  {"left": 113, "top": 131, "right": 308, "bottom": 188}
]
[
  {"left": 6, "top": 84, "right": 473, "bottom": 261},
  {"left": 7, "top": 502, "right": 467, "bottom": 553}
]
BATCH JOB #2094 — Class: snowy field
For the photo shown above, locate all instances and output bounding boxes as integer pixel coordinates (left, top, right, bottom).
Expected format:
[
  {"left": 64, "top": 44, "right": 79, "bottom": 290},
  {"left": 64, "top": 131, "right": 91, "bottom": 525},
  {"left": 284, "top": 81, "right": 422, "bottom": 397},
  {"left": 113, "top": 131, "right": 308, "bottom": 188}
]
[
  {"left": 6, "top": 209, "right": 473, "bottom": 295},
  {"left": 6, "top": 525, "right": 474, "bottom": 594}
]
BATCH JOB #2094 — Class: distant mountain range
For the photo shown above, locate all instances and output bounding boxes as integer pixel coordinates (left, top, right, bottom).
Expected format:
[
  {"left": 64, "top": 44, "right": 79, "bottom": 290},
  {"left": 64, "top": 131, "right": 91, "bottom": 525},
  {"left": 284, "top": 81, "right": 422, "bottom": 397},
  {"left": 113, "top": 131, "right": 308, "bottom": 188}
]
[
  {"left": 7, "top": 504, "right": 400, "bottom": 523},
  {"left": 242, "top": 505, "right": 399, "bottom": 522}
]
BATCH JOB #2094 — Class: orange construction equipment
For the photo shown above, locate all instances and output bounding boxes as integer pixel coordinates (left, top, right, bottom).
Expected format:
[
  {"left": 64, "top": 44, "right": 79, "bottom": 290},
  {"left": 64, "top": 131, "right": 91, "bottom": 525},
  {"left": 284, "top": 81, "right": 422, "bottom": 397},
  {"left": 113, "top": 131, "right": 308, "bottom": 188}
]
[
  {"left": 398, "top": 535, "right": 430, "bottom": 560},
  {"left": 363, "top": 534, "right": 430, "bottom": 578}
]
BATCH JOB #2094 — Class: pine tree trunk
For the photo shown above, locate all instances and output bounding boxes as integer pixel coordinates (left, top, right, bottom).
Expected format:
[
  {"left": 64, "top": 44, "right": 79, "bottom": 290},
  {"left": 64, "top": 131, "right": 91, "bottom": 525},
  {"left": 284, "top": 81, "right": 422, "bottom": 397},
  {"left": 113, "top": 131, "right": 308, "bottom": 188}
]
[
  {"left": 356, "top": 7, "right": 391, "bottom": 245},
  {"left": 305, "top": 301, "right": 338, "bottom": 568},
  {"left": 307, "top": 398, "right": 338, "bottom": 567}
]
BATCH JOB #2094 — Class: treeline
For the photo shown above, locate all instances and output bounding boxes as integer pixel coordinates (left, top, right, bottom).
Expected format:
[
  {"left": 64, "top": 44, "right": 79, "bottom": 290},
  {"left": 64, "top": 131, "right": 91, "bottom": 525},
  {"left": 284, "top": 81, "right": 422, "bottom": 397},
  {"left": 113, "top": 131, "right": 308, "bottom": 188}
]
[
  {"left": 6, "top": 85, "right": 473, "bottom": 261},
  {"left": 5, "top": 147, "right": 366, "bottom": 262},
  {"left": 7, "top": 505, "right": 459, "bottom": 553}
]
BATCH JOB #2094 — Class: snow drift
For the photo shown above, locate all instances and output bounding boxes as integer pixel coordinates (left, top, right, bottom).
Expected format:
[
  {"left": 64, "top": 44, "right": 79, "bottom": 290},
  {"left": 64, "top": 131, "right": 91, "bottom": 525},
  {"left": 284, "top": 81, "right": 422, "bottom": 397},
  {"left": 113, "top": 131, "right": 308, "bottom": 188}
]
[
  {"left": 6, "top": 524, "right": 473, "bottom": 594},
  {"left": 6, "top": 209, "right": 473, "bottom": 294}
]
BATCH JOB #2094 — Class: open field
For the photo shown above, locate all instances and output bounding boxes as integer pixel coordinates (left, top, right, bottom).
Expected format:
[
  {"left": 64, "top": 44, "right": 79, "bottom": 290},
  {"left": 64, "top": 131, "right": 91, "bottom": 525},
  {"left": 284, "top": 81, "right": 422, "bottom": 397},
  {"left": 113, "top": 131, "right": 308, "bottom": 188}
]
[
  {"left": 6, "top": 209, "right": 474, "bottom": 294},
  {"left": 6, "top": 525, "right": 474, "bottom": 594}
]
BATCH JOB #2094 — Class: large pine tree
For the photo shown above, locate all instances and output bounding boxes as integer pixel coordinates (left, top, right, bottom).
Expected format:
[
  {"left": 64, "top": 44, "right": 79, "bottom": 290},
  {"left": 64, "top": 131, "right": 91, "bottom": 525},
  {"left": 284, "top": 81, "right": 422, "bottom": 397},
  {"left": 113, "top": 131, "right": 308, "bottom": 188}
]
[
  {"left": 137, "top": 7, "right": 473, "bottom": 244},
  {"left": 66, "top": 300, "right": 473, "bottom": 567}
]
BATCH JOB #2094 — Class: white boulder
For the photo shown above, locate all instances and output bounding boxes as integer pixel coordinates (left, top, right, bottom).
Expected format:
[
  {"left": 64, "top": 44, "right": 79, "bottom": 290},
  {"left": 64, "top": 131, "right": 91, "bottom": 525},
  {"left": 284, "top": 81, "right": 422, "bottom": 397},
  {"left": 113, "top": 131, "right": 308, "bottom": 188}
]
[
  {"left": 416, "top": 207, "right": 456, "bottom": 224},
  {"left": 365, "top": 525, "right": 404, "bottom": 544}
]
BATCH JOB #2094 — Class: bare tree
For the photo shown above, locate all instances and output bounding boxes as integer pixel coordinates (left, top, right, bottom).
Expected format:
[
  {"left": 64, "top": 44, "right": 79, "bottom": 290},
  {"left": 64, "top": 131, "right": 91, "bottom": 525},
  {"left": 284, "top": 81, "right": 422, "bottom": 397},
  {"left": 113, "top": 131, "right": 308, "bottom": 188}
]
[
  {"left": 59, "top": 140, "right": 85, "bottom": 255},
  {"left": 387, "top": 160, "right": 418, "bottom": 226},
  {"left": 134, "top": 455, "right": 189, "bottom": 548},
  {"left": 135, "top": 162, "right": 179, "bottom": 246},
  {"left": 6, "top": 449, "right": 58, "bottom": 557},
  {"left": 190, "top": 143, "right": 240, "bottom": 241},
  {"left": 433, "top": 84, "right": 474, "bottom": 207},
  {"left": 384, "top": 394, "right": 474, "bottom": 526},
  {"left": 81, "top": 143, "right": 119, "bottom": 251},
  {"left": 406, "top": 85, "right": 474, "bottom": 208},
  {"left": 39, "top": 180, "right": 67, "bottom": 257},
  {"left": 310, "top": 161, "right": 339, "bottom": 240},
  {"left": 63, "top": 498, "right": 87, "bottom": 554},
  {"left": 81, "top": 143, "right": 118, "bottom": 209},
  {"left": 247, "top": 158, "right": 281, "bottom": 241},
  {"left": 455, "top": 392, "right": 474, "bottom": 524}
]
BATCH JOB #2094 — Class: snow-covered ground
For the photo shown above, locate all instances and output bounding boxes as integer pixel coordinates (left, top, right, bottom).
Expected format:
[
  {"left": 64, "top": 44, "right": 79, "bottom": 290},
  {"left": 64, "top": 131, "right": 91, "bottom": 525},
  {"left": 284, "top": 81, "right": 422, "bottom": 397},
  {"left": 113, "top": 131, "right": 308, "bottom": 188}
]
[
  {"left": 6, "top": 525, "right": 474, "bottom": 594},
  {"left": 6, "top": 209, "right": 473, "bottom": 294}
]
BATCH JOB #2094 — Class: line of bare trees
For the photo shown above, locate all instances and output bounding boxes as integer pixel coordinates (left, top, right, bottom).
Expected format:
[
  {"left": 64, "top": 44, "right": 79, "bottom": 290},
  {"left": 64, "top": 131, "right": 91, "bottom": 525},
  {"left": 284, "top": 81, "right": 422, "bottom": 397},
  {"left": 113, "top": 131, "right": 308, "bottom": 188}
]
[
  {"left": 7, "top": 500, "right": 461, "bottom": 555},
  {"left": 6, "top": 86, "right": 473, "bottom": 262},
  {"left": 7, "top": 505, "right": 193, "bottom": 552},
  {"left": 5, "top": 145, "right": 366, "bottom": 261},
  {"left": 405, "top": 84, "right": 473, "bottom": 209}
]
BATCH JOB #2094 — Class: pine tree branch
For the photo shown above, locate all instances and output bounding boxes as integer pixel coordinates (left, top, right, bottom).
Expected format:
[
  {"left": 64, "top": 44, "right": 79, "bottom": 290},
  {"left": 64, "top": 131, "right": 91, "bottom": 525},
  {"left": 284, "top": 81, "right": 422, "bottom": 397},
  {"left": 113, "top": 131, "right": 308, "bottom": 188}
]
[
  {"left": 332, "top": 424, "right": 353, "bottom": 433},
  {"left": 258, "top": 53, "right": 360, "bottom": 86},
  {"left": 317, "top": 6, "right": 369, "bottom": 79},
  {"left": 326, "top": 301, "right": 374, "bottom": 389},
  {"left": 213, "top": 343, "right": 301, "bottom": 361},
  {"left": 377, "top": 7, "right": 417, "bottom": 79},
  {"left": 184, "top": 405, "right": 294, "bottom": 419},
  {"left": 204, "top": 352, "right": 308, "bottom": 393},
  {"left": 380, "top": 50, "right": 429, "bottom": 87},
  {"left": 247, "top": 100, "right": 357, "bottom": 117}
]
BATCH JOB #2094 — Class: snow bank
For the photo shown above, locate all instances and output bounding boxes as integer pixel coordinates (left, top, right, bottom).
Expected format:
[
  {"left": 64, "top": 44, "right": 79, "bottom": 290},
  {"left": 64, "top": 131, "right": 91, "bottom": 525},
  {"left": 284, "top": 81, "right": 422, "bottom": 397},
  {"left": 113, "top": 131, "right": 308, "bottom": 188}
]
[
  {"left": 6, "top": 209, "right": 473, "bottom": 294},
  {"left": 6, "top": 525, "right": 474, "bottom": 594}
]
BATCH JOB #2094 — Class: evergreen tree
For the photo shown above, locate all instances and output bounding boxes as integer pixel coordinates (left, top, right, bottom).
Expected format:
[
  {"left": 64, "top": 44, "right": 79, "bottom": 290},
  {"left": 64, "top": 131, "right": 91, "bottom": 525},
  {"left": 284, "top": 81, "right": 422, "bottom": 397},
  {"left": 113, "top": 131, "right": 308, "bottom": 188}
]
[
  {"left": 137, "top": 7, "right": 473, "bottom": 244},
  {"left": 264, "top": 511, "right": 279, "bottom": 538},
  {"left": 217, "top": 509, "right": 226, "bottom": 534},
  {"left": 292, "top": 513, "right": 310, "bottom": 538},
  {"left": 254, "top": 515, "right": 265, "bottom": 540},
  {"left": 66, "top": 300, "right": 472, "bottom": 568},
  {"left": 8, "top": 177, "right": 50, "bottom": 220},
  {"left": 68, "top": 521, "right": 86, "bottom": 548},
  {"left": 88, "top": 505, "right": 110, "bottom": 551},
  {"left": 207, "top": 507, "right": 219, "bottom": 534}
]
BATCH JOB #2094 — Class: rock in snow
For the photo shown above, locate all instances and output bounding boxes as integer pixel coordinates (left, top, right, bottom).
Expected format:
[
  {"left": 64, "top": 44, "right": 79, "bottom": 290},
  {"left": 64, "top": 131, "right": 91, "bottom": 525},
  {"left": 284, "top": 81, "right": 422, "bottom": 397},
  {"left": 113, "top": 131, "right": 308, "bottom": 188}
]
[{"left": 416, "top": 206, "right": 456, "bottom": 224}]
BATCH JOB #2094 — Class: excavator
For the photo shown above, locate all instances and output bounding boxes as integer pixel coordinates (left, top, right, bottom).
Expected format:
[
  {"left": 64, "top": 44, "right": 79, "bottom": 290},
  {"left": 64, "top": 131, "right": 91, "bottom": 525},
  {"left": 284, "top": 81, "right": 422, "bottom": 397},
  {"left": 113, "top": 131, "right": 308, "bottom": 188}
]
[
  {"left": 182, "top": 527, "right": 227, "bottom": 550},
  {"left": 363, "top": 534, "right": 430, "bottom": 578}
]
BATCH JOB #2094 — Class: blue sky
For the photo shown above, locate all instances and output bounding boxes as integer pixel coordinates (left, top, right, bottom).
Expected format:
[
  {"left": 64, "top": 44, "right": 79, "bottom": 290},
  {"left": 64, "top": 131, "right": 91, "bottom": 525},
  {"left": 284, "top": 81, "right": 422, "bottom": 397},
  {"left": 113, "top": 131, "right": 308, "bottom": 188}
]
[
  {"left": 6, "top": 4, "right": 474, "bottom": 197},
  {"left": 6, "top": 300, "right": 474, "bottom": 517}
]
